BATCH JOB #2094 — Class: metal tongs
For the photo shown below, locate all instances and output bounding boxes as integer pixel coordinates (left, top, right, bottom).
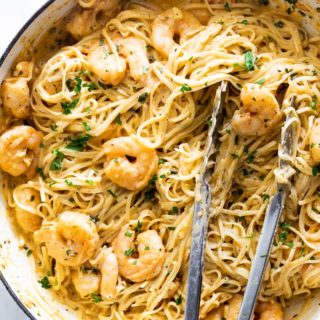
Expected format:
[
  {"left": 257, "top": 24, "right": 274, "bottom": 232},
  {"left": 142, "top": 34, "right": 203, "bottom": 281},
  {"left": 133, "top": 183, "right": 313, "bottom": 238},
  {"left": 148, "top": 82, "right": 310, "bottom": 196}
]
[
  {"left": 238, "top": 97, "right": 296, "bottom": 320},
  {"left": 185, "top": 81, "right": 228, "bottom": 320}
]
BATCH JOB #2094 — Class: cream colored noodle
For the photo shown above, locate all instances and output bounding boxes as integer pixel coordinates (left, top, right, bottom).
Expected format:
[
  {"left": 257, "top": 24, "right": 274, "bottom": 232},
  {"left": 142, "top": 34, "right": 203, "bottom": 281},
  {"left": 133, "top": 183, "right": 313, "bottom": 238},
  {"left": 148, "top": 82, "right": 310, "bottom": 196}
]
[{"left": 1, "top": 0, "right": 320, "bottom": 319}]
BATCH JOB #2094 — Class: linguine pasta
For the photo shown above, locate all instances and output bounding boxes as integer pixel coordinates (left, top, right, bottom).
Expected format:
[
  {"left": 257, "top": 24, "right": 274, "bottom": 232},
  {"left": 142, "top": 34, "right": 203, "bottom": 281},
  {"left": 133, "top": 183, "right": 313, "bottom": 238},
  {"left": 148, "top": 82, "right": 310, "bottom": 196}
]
[{"left": 1, "top": 0, "right": 320, "bottom": 319}]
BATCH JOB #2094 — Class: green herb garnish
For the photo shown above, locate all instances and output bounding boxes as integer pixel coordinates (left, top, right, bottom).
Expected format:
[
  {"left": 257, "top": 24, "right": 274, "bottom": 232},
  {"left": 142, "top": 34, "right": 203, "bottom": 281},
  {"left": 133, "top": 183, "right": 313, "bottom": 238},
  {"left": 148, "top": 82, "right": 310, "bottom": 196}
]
[
  {"left": 61, "top": 98, "right": 79, "bottom": 114},
  {"left": 38, "top": 276, "right": 52, "bottom": 289},
  {"left": 244, "top": 51, "right": 255, "bottom": 71},
  {"left": 138, "top": 92, "right": 148, "bottom": 103},
  {"left": 50, "top": 150, "right": 65, "bottom": 171},
  {"left": 91, "top": 292, "right": 103, "bottom": 303},
  {"left": 66, "top": 134, "right": 91, "bottom": 151}
]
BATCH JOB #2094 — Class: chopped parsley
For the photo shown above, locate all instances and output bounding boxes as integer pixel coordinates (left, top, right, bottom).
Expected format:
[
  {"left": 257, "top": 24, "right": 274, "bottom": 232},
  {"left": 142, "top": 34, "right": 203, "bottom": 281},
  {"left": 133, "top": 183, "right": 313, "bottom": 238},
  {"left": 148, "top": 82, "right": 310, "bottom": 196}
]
[
  {"left": 280, "top": 221, "right": 291, "bottom": 229},
  {"left": 262, "top": 193, "right": 270, "bottom": 202},
  {"left": 311, "top": 95, "right": 318, "bottom": 111},
  {"left": 312, "top": 165, "right": 320, "bottom": 176},
  {"left": 145, "top": 189, "right": 156, "bottom": 201},
  {"left": 66, "top": 135, "right": 91, "bottom": 151},
  {"left": 82, "top": 121, "right": 91, "bottom": 132},
  {"left": 91, "top": 292, "right": 103, "bottom": 303},
  {"left": 136, "top": 220, "right": 143, "bottom": 233},
  {"left": 286, "top": 242, "right": 294, "bottom": 248},
  {"left": 256, "top": 78, "right": 265, "bottom": 85},
  {"left": 125, "top": 231, "right": 132, "bottom": 238},
  {"left": 36, "top": 168, "right": 46, "bottom": 180},
  {"left": 83, "top": 82, "right": 97, "bottom": 91},
  {"left": 107, "top": 189, "right": 117, "bottom": 198},
  {"left": 159, "top": 158, "right": 167, "bottom": 165},
  {"left": 274, "top": 20, "right": 284, "bottom": 28},
  {"left": 171, "top": 207, "right": 179, "bottom": 215},
  {"left": 168, "top": 226, "right": 176, "bottom": 230},
  {"left": 74, "top": 77, "right": 82, "bottom": 94},
  {"left": 144, "top": 246, "right": 150, "bottom": 250},
  {"left": 124, "top": 248, "right": 135, "bottom": 256},
  {"left": 138, "top": 92, "right": 148, "bottom": 103},
  {"left": 247, "top": 151, "right": 257, "bottom": 163},
  {"left": 242, "top": 168, "right": 249, "bottom": 176},
  {"left": 61, "top": 98, "right": 79, "bottom": 115},
  {"left": 224, "top": 2, "right": 231, "bottom": 11},
  {"left": 175, "top": 295, "right": 182, "bottom": 305},
  {"left": 78, "top": 70, "right": 91, "bottom": 76},
  {"left": 286, "top": 0, "right": 297, "bottom": 5},
  {"left": 115, "top": 116, "right": 122, "bottom": 125},
  {"left": 244, "top": 51, "right": 255, "bottom": 71},
  {"left": 50, "top": 124, "right": 58, "bottom": 131},
  {"left": 26, "top": 249, "right": 33, "bottom": 257},
  {"left": 148, "top": 175, "right": 158, "bottom": 187},
  {"left": 50, "top": 150, "right": 65, "bottom": 171},
  {"left": 99, "top": 38, "right": 104, "bottom": 46},
  {"left": 259, "top": 0, "right": 269, "bottom": 5},
  {"left": 65, "top": 180, "right": 73, "bottom": 187},
  {"left": 66, "top": 79, "right": 73, "bottom": 90},
  {"left": 180, "top": 84, "right": 192, "bottom": 93},
  {"left": 241, "top": 19, "right": 249, "bottom": 25},
  {"left": 279, "top": 230, "right": 288, "bottom": 242},
  {"left": 38, "top": 276, "right": 52, "bottom": 289}
]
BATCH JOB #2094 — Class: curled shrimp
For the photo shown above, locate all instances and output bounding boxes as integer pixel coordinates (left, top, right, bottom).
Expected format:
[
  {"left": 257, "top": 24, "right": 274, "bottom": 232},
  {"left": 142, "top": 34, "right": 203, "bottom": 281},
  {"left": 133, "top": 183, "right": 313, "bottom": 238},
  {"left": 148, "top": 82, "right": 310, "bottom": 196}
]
[
  {"left": 231, "top": 83, "right": 282, "bottom": 136},
  {"left": 113, "top": 225, "right": 165, "bottom": 282},
  {"left": 72, "top": 247, "right": 118, "bottom": 299},
  {"left": 310, "top": 118, "right": 320, "bottom": 162},
  {"left": 104, "top": 136, "right": 158, "bottom": 191},
  {"left": 66, "top": 0, "right": 120, "bottom": 39},
  {"left": 72, "top": 268, "right": 101, "bottom": 298},
  {"left": 14, "top": 188, "right": 42, "bottom": 233},
  {"left": 0, "top": 61, "right": 33, "bottom": 119},
  {"left": 88, "top": 36, "right": 149, "bottom": 85},
  {"left": 255, "top": 301, "right": 283, "bottom": 320},
  {"left": 152, "top": 7, "right": 201, "bottom": 57},
  {"left": 204, "top": 295, "right": 242, "bottom": 320},
  {"left": 0, "top": 126, "right": 43, "bottom": 176},
  {"left": 35, "top": 212, "right": 99, "bottom": 267},
  {"left": 114, "top": 36, "right": 150, "bottom": 81},
  {"left": 87, "top": 43, "right": 127, "bottom": 86},
  {"left": 205, "top": 296, "right": 283, "bottom": 320},
  {"left": 91, "top": 247, "right": 118, "bottom": 299}
]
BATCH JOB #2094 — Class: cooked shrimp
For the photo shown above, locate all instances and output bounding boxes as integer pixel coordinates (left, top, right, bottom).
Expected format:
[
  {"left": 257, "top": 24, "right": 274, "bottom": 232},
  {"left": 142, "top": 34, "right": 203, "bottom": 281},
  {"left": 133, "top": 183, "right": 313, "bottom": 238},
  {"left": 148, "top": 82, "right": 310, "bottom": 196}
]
[
  {"left": 67, "top": 0, "right": 120, "bottom": 39},
  {"left": 87, "top": 44, "right": 127, "bottom": 85},
  {"left": 113, "top": 225, "right": 165, "bottom": 282},
  {"left": 0, "top": 61, "right": 33, "bottom": 119},
  {"left": 104, "top": 136, "right": 158, "bottom": 191},
  {"left": 224, "top": 294, "right": 242, "bottom": 320},
  {"left": 231, "top": 83, "right": 282, "bottom": 136},
  {"left": 15, "top": 188, "right": 42, "bottom": 233},
  {"left": 152, "top": 7, "right": 201, "bottom": 57},
  {"left": 204, "top": 295, "right": 242, "bottom": 320},
  {"left": 66, "top": 10, "right": 97, "bottom": 40},
  {"left": 310, "top": 118, "right": 320, "bottom": 162},
  {"left": 13, "top": 61, "right": 33, "bottom": 79},
  {"left": 204, "top": 306, "right": 224, "bottom": 320},
  {"left": 1, "top": 78, "right": 30, "bottom": 119},
  {"left": 36, "top": 212, "right": 99, "bottom": 267},
  {"left": 114, "top": 36, "right": 150, "bottom": 81},
  {"left": 72, "top": 268, "right": 101, "bottom": 298},
  {"left": 255, "top": 301, "right": 283, "bottom": 320},
  {"left": 91, "top": 247, "right": 118, "bottom": 299},
  {"left": 0, "top": 126, "right": 43, "bottom": 176},
  {"left": 88, "top": 36, "right": 149, "bottom": 85}
]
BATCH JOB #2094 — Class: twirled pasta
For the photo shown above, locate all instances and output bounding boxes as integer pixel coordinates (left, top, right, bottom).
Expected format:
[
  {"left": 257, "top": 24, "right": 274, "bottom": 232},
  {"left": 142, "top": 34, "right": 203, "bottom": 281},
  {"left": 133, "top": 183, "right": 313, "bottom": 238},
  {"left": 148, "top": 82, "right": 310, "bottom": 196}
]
[{"left": 1, "top": 0, "right": 320, "bottom": 319}]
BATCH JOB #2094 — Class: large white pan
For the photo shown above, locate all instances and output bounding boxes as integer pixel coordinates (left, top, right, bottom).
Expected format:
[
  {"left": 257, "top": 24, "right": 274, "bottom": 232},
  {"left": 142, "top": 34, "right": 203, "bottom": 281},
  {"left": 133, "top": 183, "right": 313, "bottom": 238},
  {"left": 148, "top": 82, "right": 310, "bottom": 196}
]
[{"left": 0, "top": 0, "right": 320, "bottom": 319}]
